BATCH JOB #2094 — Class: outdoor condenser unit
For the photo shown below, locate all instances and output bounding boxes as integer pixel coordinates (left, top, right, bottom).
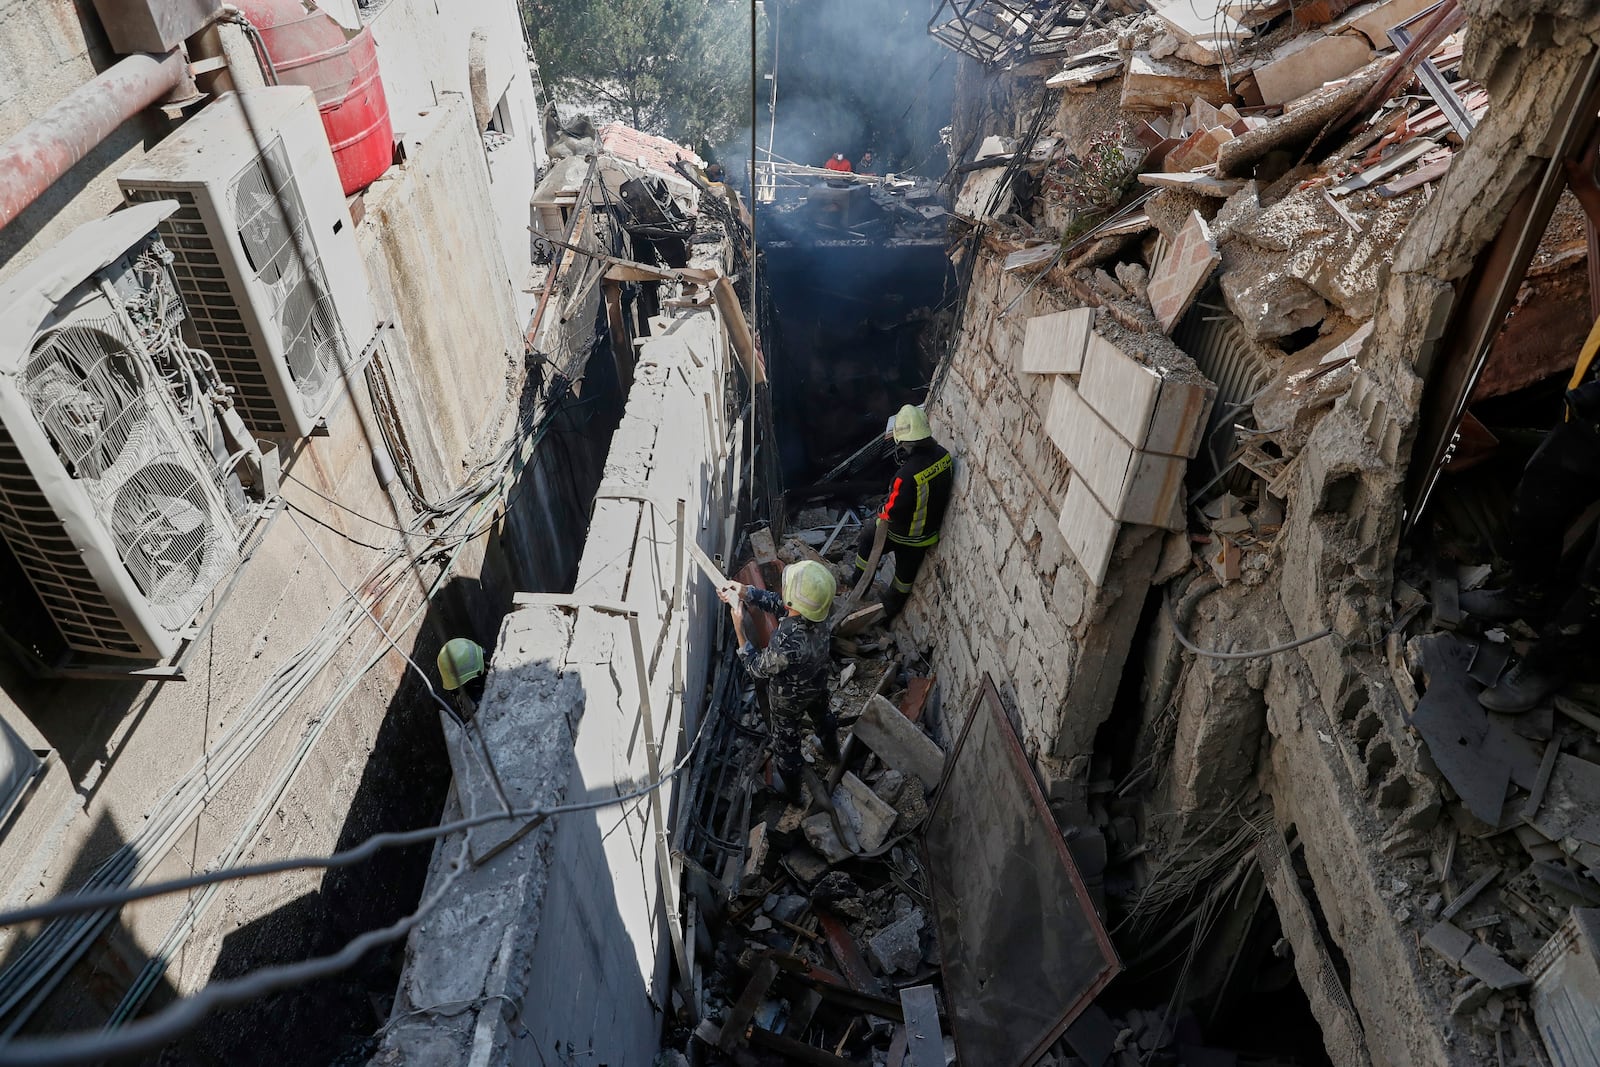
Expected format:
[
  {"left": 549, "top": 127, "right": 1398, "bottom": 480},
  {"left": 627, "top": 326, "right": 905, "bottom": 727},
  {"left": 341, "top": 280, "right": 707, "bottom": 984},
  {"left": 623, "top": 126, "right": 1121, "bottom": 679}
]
[
  {"left": 0, "top": 202, "right": 262, "bottom": 661},
  {"left": 119, "top": 86, "right": 376, "bottom": 438}
]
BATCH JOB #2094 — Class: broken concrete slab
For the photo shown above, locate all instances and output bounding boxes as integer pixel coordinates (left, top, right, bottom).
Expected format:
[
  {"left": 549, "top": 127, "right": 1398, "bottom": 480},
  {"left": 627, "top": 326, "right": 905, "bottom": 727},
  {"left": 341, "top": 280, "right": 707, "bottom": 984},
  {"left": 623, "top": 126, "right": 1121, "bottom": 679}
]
[
  {"left": 1147, "top": 0, "right": 1253, "bottom": 65},
  {"left": 1077, "top": 333, "right": 1215, "bottom": 459},
  {"left": 1423, "top": 920, "right": 1474, "bottom": 965},
  {"left": 853, "top": 695, "right": 946, "bottom": 788},
  {"left": 1136, "top": 172, "right": 1248, "bottom": 197},
  {"left": 1046, "top": 378, "right": 1188, "bottom": 527},
  {"left": 1148, "top": 210, "right": 1220, "bottom": 333},
  {"left": 1019, "top": 307, "right": 1096, "bottom": 376},
  {"left": 1528, "top": 754, "right": 1600, "bottom": 849},
  {"left": 1327, "top": 0, "right": 1442, "bottom": 48},
  {"left": 1058, "top": 474, "right": 1119, "bottom": 587},
  {"left": 869, "top": 908, "right": 926, "bottom": 974},
  {"left": 1462, "top": 942, "right": 1531, "bottom": 990},
  {"left": 1411, "top": 633, "right": 1544, "bottom": 826},
  {"left": 1253, "top": 32, "right": 1374, "bottom": 107},
  {"left": 1219, "top": 267, "right": 1328, "bottom": 341},
  {"left": 803, "top": 812, "right": 853, "bottom": 864},
  {"left": 1121, "top": 53, "right": 1234, "bottom": 112},
  {"left": 955, "top": 136, "right": 1014, "bottom": 220},
  {"left": 834, "top": 771, "right": 898, "bottom": 853}
]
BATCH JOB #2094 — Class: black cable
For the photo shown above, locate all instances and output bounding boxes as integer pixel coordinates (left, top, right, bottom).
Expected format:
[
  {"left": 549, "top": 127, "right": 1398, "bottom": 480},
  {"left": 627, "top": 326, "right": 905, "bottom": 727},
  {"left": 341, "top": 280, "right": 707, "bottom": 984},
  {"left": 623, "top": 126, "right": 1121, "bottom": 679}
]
[
  {"left": 0, "top": 701, "right": 710, "bottom": 929},
  {"left": 0, "top": 843, "right": 471, "bottom": 1067}
]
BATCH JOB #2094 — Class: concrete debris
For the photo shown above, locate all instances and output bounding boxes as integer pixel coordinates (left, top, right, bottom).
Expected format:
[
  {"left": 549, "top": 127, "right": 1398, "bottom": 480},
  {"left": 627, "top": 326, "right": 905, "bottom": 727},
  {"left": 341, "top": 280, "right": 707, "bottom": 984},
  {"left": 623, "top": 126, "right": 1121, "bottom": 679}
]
[{"left": 867, "top": 908, "right": 925, "bottom": 974}]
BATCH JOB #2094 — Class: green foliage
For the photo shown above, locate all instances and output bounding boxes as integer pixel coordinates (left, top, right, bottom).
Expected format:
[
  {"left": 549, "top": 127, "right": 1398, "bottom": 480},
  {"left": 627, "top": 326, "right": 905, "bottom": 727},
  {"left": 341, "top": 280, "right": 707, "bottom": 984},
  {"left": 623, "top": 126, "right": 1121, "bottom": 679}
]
[
  {"left": 521, "top": 0, "right": 754, "bottom": 149},
  {"left": 1044, "top": 123, "right": 1141, "bottom": 237}
]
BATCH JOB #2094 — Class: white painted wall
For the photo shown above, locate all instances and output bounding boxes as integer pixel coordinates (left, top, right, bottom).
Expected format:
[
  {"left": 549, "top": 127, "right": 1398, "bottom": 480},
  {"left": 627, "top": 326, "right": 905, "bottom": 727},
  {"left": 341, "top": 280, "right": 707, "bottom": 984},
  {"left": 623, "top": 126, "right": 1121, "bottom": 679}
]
[{"left": 365, "top": 0, "right": 546, "bottom": 325}]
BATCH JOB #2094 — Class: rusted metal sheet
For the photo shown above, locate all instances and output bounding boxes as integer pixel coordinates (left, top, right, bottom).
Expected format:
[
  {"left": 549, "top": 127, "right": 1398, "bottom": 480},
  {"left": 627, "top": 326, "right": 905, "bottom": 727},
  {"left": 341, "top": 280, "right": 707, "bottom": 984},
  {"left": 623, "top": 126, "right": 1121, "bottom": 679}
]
[
  {"left": 817, "top": 912, "right": 885, "bottom": 996},
  {"left": 1405, "top": 51, "right": 1600, "bottom": 528},
  {"left": 924, "top": 675, "right": 1120, "bottom": 1067}
]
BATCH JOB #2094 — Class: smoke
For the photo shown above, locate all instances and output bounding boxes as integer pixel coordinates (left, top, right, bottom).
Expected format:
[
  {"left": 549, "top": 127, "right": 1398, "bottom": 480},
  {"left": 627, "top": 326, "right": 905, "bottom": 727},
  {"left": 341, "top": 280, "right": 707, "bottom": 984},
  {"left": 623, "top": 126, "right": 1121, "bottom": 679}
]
[{"left": 713, "top": 0, "right": 956, "bottom": 176}]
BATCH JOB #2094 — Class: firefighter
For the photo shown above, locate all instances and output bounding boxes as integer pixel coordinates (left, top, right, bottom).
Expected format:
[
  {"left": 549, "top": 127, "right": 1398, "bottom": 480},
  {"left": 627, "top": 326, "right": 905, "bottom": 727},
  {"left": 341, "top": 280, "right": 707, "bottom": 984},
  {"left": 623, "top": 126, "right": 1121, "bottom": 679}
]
[
  {"left": 852, "top": 404, "right": 954, "bottom": 619},
  {"left": 720, "top": 560, "right": 840, "bottom": 802},
  {"left": 823, "top": 152, "right": 853, "bottom": 173},
  {"left": 436, "top": 637, "right": 488, "bottom": 719},
  {"left": 1465, "top": 315, "right": 1600, "bottom": 713}
]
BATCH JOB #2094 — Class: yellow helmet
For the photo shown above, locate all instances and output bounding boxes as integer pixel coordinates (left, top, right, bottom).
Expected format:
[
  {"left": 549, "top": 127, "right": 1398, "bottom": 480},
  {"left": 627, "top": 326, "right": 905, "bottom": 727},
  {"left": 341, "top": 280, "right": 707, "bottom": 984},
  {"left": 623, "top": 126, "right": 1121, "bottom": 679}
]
[
  {"left": 891, "top": 404, "right": 931, "bottom": 444},
  {"left": 782, "top": 560, "right": 836, "bottom": 622},
  {"left": 437, "top": 638, "right": 486, "bottom": 691}
]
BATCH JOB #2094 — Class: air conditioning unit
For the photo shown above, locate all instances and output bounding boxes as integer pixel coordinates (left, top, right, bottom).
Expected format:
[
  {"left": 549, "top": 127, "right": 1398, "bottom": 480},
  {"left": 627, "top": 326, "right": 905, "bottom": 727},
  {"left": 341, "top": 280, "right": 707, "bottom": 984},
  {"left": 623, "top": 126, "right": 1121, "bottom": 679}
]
[
  {"left": 118, "top": 86, "right": 376, "bottom": 438},
  {"left": 0, "top": 201, "right": 264, "bottom": 661}
]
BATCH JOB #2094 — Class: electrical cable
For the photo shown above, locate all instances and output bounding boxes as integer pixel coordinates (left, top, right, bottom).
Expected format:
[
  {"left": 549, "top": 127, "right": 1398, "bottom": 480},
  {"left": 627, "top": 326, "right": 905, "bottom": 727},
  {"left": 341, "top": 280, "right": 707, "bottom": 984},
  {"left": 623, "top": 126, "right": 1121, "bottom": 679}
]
[
  {"left": 0, "top": 841, "right": 471, "bottom": 1067},
  {"left": 0, "top": 711, "right": 709, "bottom": 930},
  {"left": 1163, "top": 592, "right": 1334, "bottom": 660}
]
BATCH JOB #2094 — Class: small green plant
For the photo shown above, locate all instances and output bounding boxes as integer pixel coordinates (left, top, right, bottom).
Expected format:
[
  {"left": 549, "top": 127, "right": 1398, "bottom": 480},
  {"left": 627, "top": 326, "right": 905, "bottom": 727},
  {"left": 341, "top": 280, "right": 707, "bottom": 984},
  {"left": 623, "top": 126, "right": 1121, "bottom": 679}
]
[{"left": 1045, "top": 123, "right": 1140, "bottom": 237}]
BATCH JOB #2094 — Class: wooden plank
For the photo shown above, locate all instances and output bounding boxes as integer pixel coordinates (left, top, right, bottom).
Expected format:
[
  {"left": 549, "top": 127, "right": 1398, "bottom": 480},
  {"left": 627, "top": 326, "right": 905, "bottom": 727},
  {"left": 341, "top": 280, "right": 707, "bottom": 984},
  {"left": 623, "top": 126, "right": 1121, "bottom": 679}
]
[
  {"left": 900, "top": 985, "right": 945, "bottom": 1067},
  {"left": 1521, "top": 739, "right": 1562, "bottom": 822},
  {"left": 898, "top": 676, "right": 934, "bottom": 723},
  {"left": 718, "top": 957, "right": 780, "bottom": 1051}
]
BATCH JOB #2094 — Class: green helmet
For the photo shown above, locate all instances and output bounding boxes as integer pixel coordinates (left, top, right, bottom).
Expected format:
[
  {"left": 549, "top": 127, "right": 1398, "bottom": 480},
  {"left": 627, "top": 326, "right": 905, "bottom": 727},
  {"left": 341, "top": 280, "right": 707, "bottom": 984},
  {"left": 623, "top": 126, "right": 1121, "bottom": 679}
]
[
  {"left": 437, "top": 638, "right": 486, "bottom": 691},
  {"left": 891, "top": 404, "right": 931, "bottom": 444},
  {"left": 782, "top": 560, "right": 836, "bottom": 622}
]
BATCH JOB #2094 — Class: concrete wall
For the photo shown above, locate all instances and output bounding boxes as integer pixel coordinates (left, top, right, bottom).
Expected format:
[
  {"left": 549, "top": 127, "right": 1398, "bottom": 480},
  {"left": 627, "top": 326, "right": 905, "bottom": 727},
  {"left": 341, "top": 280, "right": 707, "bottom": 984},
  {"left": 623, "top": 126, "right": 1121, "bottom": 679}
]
[
  {"left": 0, "top": 0, "right": 579, "bottom": 1045},
  {"left": 378, "top": 304, "right": 737, "bottom": 1066},
  {"left": 364, "top": 0, "right": 545, "bottom": 323}
]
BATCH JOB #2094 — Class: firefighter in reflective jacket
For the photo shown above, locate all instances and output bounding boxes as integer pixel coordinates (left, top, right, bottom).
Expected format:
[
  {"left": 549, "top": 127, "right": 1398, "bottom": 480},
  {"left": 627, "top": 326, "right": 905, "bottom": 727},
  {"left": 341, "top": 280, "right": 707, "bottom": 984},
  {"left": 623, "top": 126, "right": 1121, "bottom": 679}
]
[
  {"left": 436, "top": 638, "right": 488, "bottom": 719},
  {"left": 853, "top": 405, "right": 954, "bottom": 619}
]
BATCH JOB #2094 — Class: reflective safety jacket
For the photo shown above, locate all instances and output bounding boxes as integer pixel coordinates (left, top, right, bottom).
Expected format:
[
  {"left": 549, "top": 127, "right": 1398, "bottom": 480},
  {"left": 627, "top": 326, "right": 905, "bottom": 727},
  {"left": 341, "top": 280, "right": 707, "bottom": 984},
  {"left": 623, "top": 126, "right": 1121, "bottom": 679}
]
[{"left": 880, "top": 441, "right": 954, "bottom": 547}]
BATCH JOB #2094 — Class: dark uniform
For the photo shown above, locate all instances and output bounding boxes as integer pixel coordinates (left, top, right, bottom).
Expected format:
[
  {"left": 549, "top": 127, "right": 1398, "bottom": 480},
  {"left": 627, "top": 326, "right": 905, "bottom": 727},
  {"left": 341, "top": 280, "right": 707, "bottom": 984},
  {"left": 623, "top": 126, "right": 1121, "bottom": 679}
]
[
  {"left": 736, "top": 587, "right": 838, "bottom": 782},
  {"left": 1471, "top": 340, "right": 1600, "bottom": 710},
  {"left": 855, "top": 439, "right": 954, "bottom": 615}
]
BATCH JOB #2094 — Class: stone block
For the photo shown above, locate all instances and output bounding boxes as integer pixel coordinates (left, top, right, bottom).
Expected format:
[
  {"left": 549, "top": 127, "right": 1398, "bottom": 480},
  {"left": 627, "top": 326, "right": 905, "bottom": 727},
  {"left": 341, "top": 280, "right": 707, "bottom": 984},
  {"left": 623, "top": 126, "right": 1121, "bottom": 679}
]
[
  {"left": 1045, "top": 379, "right": 1187, "bottom": 526},
  {"left": 1078, "top": 334, "right": 1215, "bottom": 459},
  {"left": 1122, "top": 53, "right": 1235, "bottom": 111},
  {"left": 833, "top": 772, "right": 898, "bottom": 853},
  {"left": 1253, "top": 33, "right": 1374, "bottom": 107},
  {"left": 1328, "top": 0, "right": 1439, "bottom": 49},
  {"left": 852, "top": 695, "right": 946, "bottom": 787},
  {"left": 1423, "top": 920, "right": 1473, "bottom": 965},
  {"left": 1058, "top": 475, "right": 1119, "bottom": 587},
  {"left": 1147, "top": 0, "right": 1252, "bottom": 64},
  {"left": 868, "top": 909, "right": 925, "bottom": 974},
  {"left": 1148, "top": 210, "right": 1220, "bottom": 333},
  {"left": 1019, "top": 307, "right": 1096, "bottom": 375}
]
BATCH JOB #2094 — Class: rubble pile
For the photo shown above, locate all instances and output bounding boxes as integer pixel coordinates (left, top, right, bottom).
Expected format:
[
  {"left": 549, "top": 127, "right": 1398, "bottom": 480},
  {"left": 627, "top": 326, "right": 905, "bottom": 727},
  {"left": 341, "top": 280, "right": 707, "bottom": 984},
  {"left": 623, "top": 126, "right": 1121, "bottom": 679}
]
[
  {"left": 666, "top": 508, "right": 960, "bottom": 1065},
  {"left": 948, "top": 0, "right": 1493, "bottom": 590},
  {"left": 1368, "top": 561, "right": 1600, "bottom": 1057}
]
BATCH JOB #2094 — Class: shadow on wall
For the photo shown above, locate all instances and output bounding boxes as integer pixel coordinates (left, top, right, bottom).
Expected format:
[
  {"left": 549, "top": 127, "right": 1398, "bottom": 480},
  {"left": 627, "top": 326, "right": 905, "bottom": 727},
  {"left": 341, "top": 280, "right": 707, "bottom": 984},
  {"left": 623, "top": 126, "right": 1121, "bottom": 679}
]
[
  {"left": 487, "top": 340, "right": 627, "bottom": 608},
  {"left": 135, "top": 591, "right": 457, "bottom": 1066},
  {"left": 0, "top": 812, "right": 182, "bottom": 1041}
]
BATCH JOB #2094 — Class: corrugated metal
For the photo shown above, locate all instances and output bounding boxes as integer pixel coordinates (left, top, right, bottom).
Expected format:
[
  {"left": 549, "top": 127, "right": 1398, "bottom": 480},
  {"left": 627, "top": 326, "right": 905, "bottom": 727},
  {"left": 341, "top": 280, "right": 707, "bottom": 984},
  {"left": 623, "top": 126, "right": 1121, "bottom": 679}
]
[{"left": 1532, "top": 908, "right": 1600, "bottom": 1067}]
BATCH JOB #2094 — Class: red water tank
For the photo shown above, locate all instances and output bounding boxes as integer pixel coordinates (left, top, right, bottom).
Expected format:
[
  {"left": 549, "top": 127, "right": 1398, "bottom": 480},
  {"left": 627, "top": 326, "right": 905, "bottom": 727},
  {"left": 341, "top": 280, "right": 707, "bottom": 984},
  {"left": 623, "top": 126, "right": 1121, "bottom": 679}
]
[{"left": 234, "top": 0, "right": 394, "bottom": 195}]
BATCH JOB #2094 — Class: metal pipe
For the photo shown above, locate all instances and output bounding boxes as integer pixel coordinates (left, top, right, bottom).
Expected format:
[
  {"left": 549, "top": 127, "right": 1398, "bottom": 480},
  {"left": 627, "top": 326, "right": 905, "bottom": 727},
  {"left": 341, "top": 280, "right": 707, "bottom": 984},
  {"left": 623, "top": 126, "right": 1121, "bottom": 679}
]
[{"left": 0, "top": 50, "right": 189, "bottom": 233}]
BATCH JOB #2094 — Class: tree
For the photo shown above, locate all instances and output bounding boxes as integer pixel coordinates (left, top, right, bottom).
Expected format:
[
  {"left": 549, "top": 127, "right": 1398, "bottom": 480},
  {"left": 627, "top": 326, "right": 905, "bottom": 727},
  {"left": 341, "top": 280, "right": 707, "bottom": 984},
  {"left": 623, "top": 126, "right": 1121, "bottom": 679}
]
[{"left": 522, "top": 0, "right": 754, "bottom": 150}]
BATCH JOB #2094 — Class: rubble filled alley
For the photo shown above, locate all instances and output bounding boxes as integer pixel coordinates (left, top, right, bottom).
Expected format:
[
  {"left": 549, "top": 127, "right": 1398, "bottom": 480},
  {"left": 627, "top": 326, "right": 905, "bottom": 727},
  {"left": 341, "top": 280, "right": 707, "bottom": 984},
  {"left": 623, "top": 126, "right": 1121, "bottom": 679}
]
[{"left": 7, "top": 0, "right": 1600, "bottom": 1065}]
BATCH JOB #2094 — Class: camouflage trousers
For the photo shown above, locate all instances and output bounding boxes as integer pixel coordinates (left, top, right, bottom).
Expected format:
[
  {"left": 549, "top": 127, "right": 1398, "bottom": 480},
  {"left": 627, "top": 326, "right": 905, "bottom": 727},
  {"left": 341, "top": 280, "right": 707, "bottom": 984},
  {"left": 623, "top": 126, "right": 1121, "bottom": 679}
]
[{"left": 770, "top": 696, "right": 840, "bottom": 784}]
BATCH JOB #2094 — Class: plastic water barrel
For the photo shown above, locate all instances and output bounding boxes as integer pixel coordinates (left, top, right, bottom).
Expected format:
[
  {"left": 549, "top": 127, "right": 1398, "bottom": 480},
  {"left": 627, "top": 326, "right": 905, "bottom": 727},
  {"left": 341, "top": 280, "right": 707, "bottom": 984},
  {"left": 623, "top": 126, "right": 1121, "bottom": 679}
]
[{"left": 234, "top": 0, "right": 394, "bottom": 194}]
